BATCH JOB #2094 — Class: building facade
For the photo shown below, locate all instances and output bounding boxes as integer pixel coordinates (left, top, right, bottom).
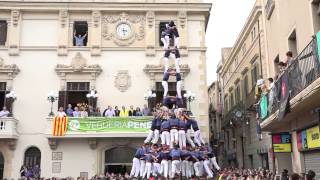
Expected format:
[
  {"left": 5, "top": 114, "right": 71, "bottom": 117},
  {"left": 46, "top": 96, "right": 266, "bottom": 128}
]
[
  {"left": 260, "top": 0, "right": 320, "bottom": 177},
  {"left": 0, "top": 0, "right": 211, "bottom": 178},
  {"left": 214, "top": 0, "right": 273, "bottom": 169}
]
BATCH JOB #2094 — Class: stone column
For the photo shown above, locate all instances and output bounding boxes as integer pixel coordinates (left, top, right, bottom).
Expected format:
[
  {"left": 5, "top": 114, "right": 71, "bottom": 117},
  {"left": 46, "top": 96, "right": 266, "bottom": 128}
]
[
  {"left": 91, "top": 10, "right": 102, "bottom": 56},
  {"left": 58, "top": 10, "right": 69, "bottom": 56},
  {"left": 145, "top": 11, "right": 156, "bottom": 57},
  {"left": 177, "top": 11, "right": 188, "bottom": 56},
  {"left": 8, "top": 10, "right": 21, "bottom": 56}
]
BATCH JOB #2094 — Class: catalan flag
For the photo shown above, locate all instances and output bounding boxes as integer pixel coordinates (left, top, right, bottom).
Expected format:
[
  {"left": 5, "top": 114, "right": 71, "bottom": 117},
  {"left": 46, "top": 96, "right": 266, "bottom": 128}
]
[{"left": 52, "top": 116, "right": 68, "bottom": 136}]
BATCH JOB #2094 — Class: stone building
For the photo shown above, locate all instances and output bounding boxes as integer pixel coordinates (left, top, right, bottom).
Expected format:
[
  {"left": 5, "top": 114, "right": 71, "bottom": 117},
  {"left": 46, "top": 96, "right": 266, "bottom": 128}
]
[{"left": 0, "top": 0, "right": 211, "bottom": 178}]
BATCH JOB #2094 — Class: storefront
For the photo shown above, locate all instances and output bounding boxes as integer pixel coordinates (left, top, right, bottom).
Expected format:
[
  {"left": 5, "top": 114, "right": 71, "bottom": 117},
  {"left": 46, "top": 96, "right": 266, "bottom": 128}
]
[{"left": 297, "top": 125, "right": 320, "bottom": 179}]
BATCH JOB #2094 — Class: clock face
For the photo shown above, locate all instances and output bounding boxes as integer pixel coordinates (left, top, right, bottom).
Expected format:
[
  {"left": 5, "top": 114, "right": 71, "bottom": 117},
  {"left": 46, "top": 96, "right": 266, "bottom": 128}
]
[
  {"left": 116, "top": 23, "right": 132, "bottom": 39},
  {"left": 235, "top": 111, "right": 242, "bottom": 118}
]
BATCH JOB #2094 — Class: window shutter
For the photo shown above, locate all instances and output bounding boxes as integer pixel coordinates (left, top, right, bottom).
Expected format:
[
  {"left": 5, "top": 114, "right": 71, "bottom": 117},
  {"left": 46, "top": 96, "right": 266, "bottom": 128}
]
[
  {"left": 58, "top": 91, "right": 67, "bottom": 110},
  {"left": 0, "top": 21, "right": 7, "bottom": 45}
]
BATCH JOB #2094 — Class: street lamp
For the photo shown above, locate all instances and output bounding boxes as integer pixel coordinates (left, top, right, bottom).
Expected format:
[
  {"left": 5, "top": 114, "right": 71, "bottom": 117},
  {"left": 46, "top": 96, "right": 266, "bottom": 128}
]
[
  {"left": 47, "top": 90, "right": 58, "bottom": 117},
  {"left": 5, "top": 91, "right": 17, "bottom": 117},
  {"left": 86, "top": 90, "right": 98, "bottom": 110},
  {"left": 183, "top": 90, "right": 196, "bottom": 111},
  {"left": 144, "top": 90, "right": 156, "bottom": 100}
]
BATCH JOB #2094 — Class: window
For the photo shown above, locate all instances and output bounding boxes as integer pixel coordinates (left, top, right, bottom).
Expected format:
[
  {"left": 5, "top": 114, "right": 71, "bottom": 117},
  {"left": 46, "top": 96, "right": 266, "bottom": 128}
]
[
  {"left": 0, "top": 21, "right": 7, "bottom": 46},
  {"left": 58, "top": 82, "right": 91, "bottom": 110},
  {"left": 234, "top": 56, "right": 238, "bottom": 69},
  {"left": 251, "top": 65, "right": 259, "bottom": 89},
  {"left": 244, "top": 75, "right": 249, "bottom": 96},
  {"left": 242, "top": 43, "right": 247, "bottom": 55},
  {"left": 230, "top": 92, "right": 234, "bottom": 107},
  {"left": 251, "top": 27, "right": 256, "bottom": 41},
  {"left": 0, "top": 82, "right": 6, "bottom": 110},
  {"left": 235, "top": 86, "right": 241, "bottom": 103},
  {"left": 73, "top": 21, "right": 88, "bottom": 47},
  {"left": 224, "top": 96, "right": 229, "bottom": 112},
  {"left": 311, "top": 1, "right": 320, "bottom": 33},
  {"left": 288, "top": 29, "right": 298, "bottom": 57}
]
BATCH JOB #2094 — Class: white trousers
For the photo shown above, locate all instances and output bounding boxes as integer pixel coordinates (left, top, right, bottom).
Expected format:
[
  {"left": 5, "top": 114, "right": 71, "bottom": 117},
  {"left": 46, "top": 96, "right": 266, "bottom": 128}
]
[
  {"left": 186, "top": 129, "right": 196, "bottom": 147},
  {"left": 151, "top": 129, "right": 160, "bottom": 144},
  {"left": 175, "top": 58, "right": 181, "bottom": 74},
  {"left": 211, "top": 157, "right": 221, "bottom": 170},
  {"left": 130, "top": 157, "right": 140, "bottom": 177},
  {"left": 194, "top": 161, "right": 201, "bottom": 177},
  {"left": 162, "top": 80, "right": 168, "bottom": 97},
  {"left": 139, "top": 160, "right": 145, "bottom": 177},
  {"left": 204, "top": 159, "right": 214, "bottom": 178},
  {"left": 189, "top": 161, "right": 194, "bottom": 177},
  {"left": 152, "top": 162, "right": 161, "bottom": 177},
  {"left": 161, "top": 37, "right": 169, "bottom": 50},
  {"left": 194, "top": 130, "right": 205, "bottom": 147},
  {"left": 160, "top": 160, "right": 169, "bottom": 178},
  {"left": 199, "top": 160, "right": 204, "bottom": 176},
  {"left": 168, "top": 160, "right": 172, "bottom": 178},
  {"left": 171, "top": 160, "right": 180, "bottom": 178},
  {"left": 181, "top": 160, "right": 189, "bottom": 177},
  {"left": 178, "top": 130, "right": 186, "bottom": 149},
  {"left": 170, "top": 129, "right": 179, "bottom": 148},
  {"left": 161, "top": 131, "right": 170, "bottom": 146},
  {"left": 142, "top": 162, "right": 152, "bottom": 179},
  {"left": 144, "top": 130, "right": 154, "bottom": 143},
  {"left": 174, "top": 37, "right": 180, "bottom": 49}
]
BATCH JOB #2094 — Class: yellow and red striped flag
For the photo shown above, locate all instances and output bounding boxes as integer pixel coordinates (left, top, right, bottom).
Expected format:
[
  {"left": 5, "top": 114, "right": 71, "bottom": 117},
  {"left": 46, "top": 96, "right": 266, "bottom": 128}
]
[{"left": 52, "top": 116, "right": 68, "bottom": 136}]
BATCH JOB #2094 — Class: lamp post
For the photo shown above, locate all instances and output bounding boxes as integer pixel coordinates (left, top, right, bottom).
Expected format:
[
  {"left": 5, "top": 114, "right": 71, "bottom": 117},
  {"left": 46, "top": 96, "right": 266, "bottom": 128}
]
[
  {"left": 143, "top": 90, "right": 156, "bottom": 100},
  {"left": 183, "top": 90, "right": 196, "bottom": 112},
  {"left": 86, "top": 90, "right": 98, "bottom": 110},
  {"left": 47, "top": 91, "right": 58, "bottom": 117},
  {"left": 5, "top": 91, "right": 17, "bottom": 117}
]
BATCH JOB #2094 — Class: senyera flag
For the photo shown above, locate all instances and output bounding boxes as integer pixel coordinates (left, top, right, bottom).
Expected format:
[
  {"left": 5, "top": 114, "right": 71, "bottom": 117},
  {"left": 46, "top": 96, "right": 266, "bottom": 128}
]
[{"left": 52, "top": 116, "right": 68, "bottom": 136}]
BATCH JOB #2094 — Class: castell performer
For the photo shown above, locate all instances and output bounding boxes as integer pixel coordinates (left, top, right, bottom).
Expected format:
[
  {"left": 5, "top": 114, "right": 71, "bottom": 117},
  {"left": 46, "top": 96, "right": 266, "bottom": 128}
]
[
  {"left": 169, "top": 112, "right": 179, "bottom": 149},
  {"left": 161, "top": 20, "right": 180, "bottom": 51},
  {"left": 160, "top": 107, "right": 171, "bottom": 149},
  {"left": 205, "top": 142, "right": 221, "bottom": 171},
  {"left": 159, "top": 145, "right": 170, "bottom": 179},
  {"left": 177, "top": 108, "right": 187, "bottom": 149},
  {"left": 130, "top": 143, "right": 149, "bottom": 178},
  {"left": 186, "top": 116, "right": 206, "bottom": 147},
  {"left": 169, "top": 144, "right": 181, "bottom": 178},
  {"left": 144, "top": 110, "right": 162, "bottom": 144}
]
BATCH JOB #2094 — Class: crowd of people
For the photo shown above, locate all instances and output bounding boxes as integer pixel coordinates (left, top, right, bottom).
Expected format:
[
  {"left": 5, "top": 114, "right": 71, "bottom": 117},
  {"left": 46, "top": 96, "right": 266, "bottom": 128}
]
[{"left": 55, "top": 104, "right": 154, "bottom": 118}]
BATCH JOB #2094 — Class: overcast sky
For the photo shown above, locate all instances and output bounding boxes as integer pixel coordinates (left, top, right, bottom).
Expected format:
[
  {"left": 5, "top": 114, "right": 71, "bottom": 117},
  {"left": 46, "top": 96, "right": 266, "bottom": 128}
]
[{"left": 204, "top": 0, "right": 256, "bottom": 85}]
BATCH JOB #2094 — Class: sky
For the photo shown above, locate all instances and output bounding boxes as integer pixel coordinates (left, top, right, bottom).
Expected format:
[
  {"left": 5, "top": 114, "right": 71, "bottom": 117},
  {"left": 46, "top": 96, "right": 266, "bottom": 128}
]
[{"left": 204, "top": 0, "right": 256, "bottom": 85}]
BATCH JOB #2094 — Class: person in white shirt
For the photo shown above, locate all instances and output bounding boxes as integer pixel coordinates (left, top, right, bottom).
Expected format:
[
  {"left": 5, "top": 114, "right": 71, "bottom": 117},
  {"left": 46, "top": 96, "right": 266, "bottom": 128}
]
[
  {"left": 105, "top": 106, "right": 115, "bottom": 118},
  {"left": 80, "top": 107, "right": 88, "bottom": 118},
  {"left": 57, "top": 107, "right": 66, "bottom": 117},
  {"left": 0, "top": 107, "right": 10, "bottom": 118},
  {"left": 73, "top": 107, "right": 80, "bottom": 117}
]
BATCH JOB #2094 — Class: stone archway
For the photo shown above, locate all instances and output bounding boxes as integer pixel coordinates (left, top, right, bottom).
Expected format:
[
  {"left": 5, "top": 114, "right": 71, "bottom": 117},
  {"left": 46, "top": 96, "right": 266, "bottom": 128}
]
[
  {"left": 24, "top": 147, "right": 41, "bottom": 168},
  {"left": 0, "top": 152, "right": 4, "bottom": 180},
  {"left": 104, "top": 146, "right": 136, "bottom": 174}
]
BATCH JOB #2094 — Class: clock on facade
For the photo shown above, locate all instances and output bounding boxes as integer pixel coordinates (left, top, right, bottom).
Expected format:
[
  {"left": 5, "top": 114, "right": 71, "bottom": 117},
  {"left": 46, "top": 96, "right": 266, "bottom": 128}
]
[{"left": 116, "top": 23, "right": 132, "bottom": 40}]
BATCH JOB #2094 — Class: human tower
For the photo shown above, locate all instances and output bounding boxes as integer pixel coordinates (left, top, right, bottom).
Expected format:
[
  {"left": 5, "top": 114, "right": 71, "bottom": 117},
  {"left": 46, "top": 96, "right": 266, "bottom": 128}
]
[{"left": 130, "top": 21, "right": 220, "bottom": 179}]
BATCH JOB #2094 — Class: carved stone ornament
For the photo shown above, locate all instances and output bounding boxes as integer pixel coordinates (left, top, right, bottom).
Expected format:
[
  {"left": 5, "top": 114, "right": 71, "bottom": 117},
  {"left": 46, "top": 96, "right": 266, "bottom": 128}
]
[
  {"left": 114, "top": 70, "right": 131, "bottom": 92},
  {"left": 48, "top": 139, "right": 58, "bottom": 150},
  {"left": 55, "top": 52, "right": 102, "bottom": 76},
  {"left": 11, "top": 10, "right": 20, "bottom": 27},
  {"left": 0, "top": 57, "right": 20, "bottom": 79},
  {"left": 178, "top": 11, "right": 187, "bottom": 29},
  {"left": 92, "top": 11, "right": 101, "bottom": 28},
  {"left": 102, "top": 12, "right": 145, "bottom": 46},
  {"left": 146, "top": 11, "right": 155, "bottom": 28},
  {"left": 59, "top": 10, "right": 68, "bottom": 28}
]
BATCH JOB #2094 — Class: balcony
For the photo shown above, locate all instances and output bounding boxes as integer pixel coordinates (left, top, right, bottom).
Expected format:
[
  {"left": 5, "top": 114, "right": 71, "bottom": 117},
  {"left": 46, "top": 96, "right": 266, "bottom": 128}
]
[
  {"left": 45, "top": 116, "right": 153, "bottom": 138},
  {"left": 265, "top": 0, "right": 275, "bottom": 20},
  {"left": 0, "top": 117, "right": 19, "bottom": 139},
  {"left": 261, "top": 36, "right": 320, "bottom": 130}
]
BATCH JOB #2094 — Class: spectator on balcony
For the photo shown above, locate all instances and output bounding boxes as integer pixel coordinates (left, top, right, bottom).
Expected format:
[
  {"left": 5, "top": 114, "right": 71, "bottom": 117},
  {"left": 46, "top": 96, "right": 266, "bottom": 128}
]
[
  {"left": 105, "top": 106, "right": 115, "bottom": 118},
  {"left": 278, "top": 62, "right": 287, "bottom": 73},
  {"left": 129, "top": 105, "right": 136, "bottom": 116},
  {"left": 0, "top": 107, "right": 10, "bottom": 118},
  {"left": 73, "top": 107, "right": 80, "bottom": 117},
  {"left": 135, "top": 107, "right": 143, "bottom": 116},
  {"left": 74, "top": 30, "right": 87, "bottom": 47},
  {"left": 119, "top": 106, "right": 129, "bottom": 117},
  {"left": 268, "top": 77, "right": 274, "bottom": 90},
  {"left": 80, "top": 107, "right": 88, "bottom": 118},
  {"left": 142, "top": 104, "right": 151, "bottom": 116},
  {"left": 114, "top": 106, "right": 120, "bottom": 117},
  {"left": 57, "top": 107, "right": 66, "bottom": 117},
  {"left": 66, "top": 104, "right": 73, "bottom": 117},
  {"left": 283, "top": 51, "right": 293, "bottom": 67}
]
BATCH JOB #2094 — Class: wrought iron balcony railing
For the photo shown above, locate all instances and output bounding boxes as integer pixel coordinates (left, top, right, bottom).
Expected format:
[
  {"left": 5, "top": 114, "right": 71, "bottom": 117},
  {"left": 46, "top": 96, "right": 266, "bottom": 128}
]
[
  {"left": 0, "top": 117, "right": 19, "bottom": 139},
  {"left": 262, "top": 36, "right": 320, "bottom": 121}
]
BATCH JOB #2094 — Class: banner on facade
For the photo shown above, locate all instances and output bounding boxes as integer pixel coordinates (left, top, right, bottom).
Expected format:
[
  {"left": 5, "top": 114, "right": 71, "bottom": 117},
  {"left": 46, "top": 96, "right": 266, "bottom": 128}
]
[
  {"left": 67, "top": 117, "right": 152, "bottom": 132},
  {"left": 278, "top": 72, "right": 290, "bottom": 120},
  {"left": 298, "top": 126, "right": 320, "bottom": 151},
  {"left": 52, "top": 116, "right": 68, "bottom": 136},
  {"left": 316, "top": 31, "right": 320, "bottom": 62},
  {"left": 272, "top": 133, "right": 292, "bottom": 153},
  {"left": 260, "top": 94, "right": 268, "bottom": 120}
]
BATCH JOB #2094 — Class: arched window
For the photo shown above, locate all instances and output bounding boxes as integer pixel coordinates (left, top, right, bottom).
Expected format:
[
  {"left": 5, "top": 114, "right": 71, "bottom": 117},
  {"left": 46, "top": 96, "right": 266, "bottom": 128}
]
[
  {"left": 104, "top": 147, "right": 135, "bottom": 174},
  {"left": 24, "top": 147, "right": 41, "bottom": 168}
]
